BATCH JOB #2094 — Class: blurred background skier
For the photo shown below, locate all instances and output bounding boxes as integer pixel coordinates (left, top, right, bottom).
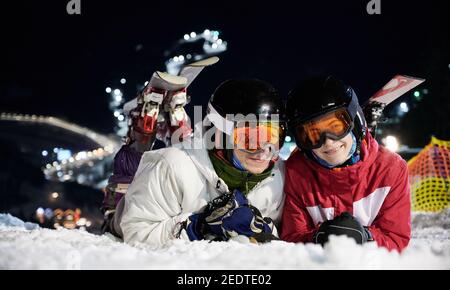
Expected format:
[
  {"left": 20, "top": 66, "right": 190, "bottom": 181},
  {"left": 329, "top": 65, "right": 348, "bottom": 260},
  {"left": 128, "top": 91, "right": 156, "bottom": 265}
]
[{"left": 101, "top": 72, "right": 192, "bottom": 236}]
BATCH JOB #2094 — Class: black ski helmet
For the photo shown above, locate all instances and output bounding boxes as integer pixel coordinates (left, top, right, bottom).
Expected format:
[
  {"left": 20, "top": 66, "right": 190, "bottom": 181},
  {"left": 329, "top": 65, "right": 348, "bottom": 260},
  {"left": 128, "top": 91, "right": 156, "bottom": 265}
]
[
  {"left": 209, "top": 79, "right": 286, "bottom": 119},
  {"left": 286, "top": 75, "right": 367, "bottom": 149},
  {"left": 207, "top": 79, "right": 287, "bottom": 149}
]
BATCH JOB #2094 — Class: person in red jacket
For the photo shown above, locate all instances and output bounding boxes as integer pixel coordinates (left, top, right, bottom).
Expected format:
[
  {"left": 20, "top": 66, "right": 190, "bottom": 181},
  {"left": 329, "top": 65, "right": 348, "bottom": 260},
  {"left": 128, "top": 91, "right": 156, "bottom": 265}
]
[{"left": 281, "top": 75, "right": 411, "bottom": 252}]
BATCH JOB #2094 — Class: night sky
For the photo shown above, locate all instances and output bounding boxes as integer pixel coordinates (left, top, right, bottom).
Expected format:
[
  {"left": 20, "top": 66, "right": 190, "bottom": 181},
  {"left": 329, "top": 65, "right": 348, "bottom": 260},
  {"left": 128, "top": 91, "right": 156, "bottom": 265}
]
[{"left": 2, "top": 0, "right": 448, "bottom": 139}]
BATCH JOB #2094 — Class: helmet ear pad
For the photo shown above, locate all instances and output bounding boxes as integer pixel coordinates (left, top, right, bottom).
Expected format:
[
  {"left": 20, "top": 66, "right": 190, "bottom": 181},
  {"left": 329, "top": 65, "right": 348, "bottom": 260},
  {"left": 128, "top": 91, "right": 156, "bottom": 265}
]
[{"left": 346, "top": 87, "right": 367, "bottom": 143}]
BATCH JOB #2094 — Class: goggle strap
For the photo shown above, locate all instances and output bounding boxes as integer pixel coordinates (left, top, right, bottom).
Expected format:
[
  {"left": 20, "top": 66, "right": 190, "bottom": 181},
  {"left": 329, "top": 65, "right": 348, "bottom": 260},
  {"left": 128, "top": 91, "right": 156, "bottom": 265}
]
[{"left": 206, "top": 102, "right": 234, "bottom": 136}]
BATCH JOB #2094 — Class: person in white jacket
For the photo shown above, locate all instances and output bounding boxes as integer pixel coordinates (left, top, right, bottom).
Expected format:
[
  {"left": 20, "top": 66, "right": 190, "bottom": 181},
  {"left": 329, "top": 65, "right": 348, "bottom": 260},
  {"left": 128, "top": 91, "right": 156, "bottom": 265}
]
[{"left": 116, "top": 79, "right": 286, "bottom": 247}]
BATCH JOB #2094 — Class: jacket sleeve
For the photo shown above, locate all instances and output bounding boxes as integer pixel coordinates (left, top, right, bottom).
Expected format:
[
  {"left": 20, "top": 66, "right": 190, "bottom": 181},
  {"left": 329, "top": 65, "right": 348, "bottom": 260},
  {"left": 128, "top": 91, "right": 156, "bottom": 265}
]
[
  {"left": 119, "top": 154, "right": 192, "bottom": 247},
  {"left": 264, "top": 161, "right": 286, "bottom": 236},
  {"left": 280, "top": 169, "right": 318, "bottom": 243},
  {"left": 368, "top": 159, "right": 411, "bottom": 252}
]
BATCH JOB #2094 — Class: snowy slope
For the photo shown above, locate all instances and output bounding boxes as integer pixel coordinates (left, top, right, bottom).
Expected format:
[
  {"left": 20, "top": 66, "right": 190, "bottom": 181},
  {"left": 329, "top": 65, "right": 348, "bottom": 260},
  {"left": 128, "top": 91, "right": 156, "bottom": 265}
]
[{"left": 1, "top": 211, "right": 449, "bottom": 270}]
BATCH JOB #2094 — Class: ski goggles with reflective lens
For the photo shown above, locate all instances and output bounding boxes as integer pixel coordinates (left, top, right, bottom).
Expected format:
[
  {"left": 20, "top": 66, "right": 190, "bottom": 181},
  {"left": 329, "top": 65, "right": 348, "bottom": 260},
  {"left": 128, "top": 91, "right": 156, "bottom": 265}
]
[
  {"left": 293, "top": 107, "right": 354, "bottom": 149},
  {"left": 233, "top": 122, "right": 285, "bottom": 154}
]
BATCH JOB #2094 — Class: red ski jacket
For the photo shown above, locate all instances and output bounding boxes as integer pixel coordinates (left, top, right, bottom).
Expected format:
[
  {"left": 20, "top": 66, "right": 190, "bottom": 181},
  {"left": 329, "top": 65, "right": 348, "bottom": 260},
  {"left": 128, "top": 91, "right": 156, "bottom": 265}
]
[{"left": 281, "top": 133, "right": 411, "bottom": 252}]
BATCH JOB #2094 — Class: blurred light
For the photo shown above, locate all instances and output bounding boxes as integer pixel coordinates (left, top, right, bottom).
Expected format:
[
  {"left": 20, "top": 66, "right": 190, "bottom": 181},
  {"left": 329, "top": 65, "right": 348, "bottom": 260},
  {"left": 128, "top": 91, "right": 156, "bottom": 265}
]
[
  {"left": 120, "top": 78, "right": 126, "bottom": 84},
  {"left": 174, "top": 56, "right": 179, "bottom": 62},
  {"left": 114, "top": 89, "right": 121, "bottom": 95},
  {"left": 69, "top": 157, "right": 75, "bottom": 163},
  {"left": 414, "top": 90, "right": 423, "bottom": 101},
  {"left": 76, "top": 151, "right": 87, "bottom": 160},
  {"left": 217, "top": 39, "right": 223, "bottom": 45},
  {"left": 44, "top": 208, "right": 53, "bottom": 219},
  {"left": 190, "top": 32, "right": 196, "bottom": 38},
  {"left": 212, "top": 43, "right": 218, "bottom": 49},
  {"left": 186, "top": 54, "right": 192, "bottom": 59},
  {"left": 285, "top": 136, "right": 292, "bottom": 143},
  {"left": 114, "top": 95, "right": 122, "bottom": 102},
  {"left": 179, "top": 55, "right": 185, "bottom": 61},
  {"left": 41, "top": 150, "right": 48, "bottom": 157},
  {"left": 384, "top": 135, "right": 399, "bottom": 152},
  {"left": 36, "top": 207, "right": 44, "bottom": 215},
  {"left": 57, "top": 149, "right": 72, "bottom": 161},
  {"left": 144, "top": 81, "right": 149, "bottom": 86},
  {"left": 114, "top": 111, "right": 120, "bottom": 117},
  {"left": 77, "top": 218, "right": 87, "bottom": 227},
  {"left": 184, "top": 34, "right": 190, "bottom": 40},
  {"left": 118, "top": 115, "right": 125, "bottom": 121},
  {"left": 52, "top": 161, "right": 58, "bottom": 166},
  {"left": 86, "top": 221, "right": 92, "bottom": 227},
  {"left": 46, "top": 164, "right": 52, "bottom": 169},
  {"left": 51, "top": 192, "right": 59, "bottom": 199},
  {"left": 399, "top": 102, "right": 409, "bottom": 113},
  {"left": 203, "top": 29, "right": 211, "bottom": 36},
  {"left": 105, "top": 145, "right": 114, "bottom": 153},
  {"left": 105, "top": 87, "right": 112, "bottom": 93},
  {"left": 53, "top": 148, "right": 59, "bottom": 153}
]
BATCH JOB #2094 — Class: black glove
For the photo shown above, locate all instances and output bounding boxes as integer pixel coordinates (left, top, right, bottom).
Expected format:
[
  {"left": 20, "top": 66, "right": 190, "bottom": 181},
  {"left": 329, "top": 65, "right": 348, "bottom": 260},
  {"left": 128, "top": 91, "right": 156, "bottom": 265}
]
[
  {"left": 313, "top": 212, "right": 372, "bottom": 246},
  {"left": 249, "top": 231, "right": 280, "bottom": 244}
]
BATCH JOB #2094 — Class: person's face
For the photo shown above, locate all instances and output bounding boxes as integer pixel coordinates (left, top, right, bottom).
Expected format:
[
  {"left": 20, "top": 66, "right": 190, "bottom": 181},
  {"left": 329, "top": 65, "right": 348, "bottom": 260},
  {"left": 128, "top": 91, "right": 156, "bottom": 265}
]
[
  {"left": 233, "top": 148, "right": 271, "bottom": 174},
  {"left": 312, "top": 133, "right": 353, "bottom": 166}
]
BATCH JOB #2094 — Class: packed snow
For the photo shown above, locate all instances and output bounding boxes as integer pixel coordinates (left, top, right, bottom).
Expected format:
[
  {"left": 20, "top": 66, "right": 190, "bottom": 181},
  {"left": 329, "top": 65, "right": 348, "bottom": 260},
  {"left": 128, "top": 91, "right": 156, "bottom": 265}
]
[{"left": 1, "top": 210, "right": 449, "bottom": 270}]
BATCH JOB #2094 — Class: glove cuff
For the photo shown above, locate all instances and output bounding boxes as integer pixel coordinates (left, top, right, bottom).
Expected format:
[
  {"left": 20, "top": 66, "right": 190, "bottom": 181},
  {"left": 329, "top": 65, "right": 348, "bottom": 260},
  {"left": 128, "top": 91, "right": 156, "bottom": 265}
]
[
  {"left": 364, "top": 226, "right": 374, "bottom": 242},
  {"left": 184, "top": 214, "right": 206, "bottom": 241}
]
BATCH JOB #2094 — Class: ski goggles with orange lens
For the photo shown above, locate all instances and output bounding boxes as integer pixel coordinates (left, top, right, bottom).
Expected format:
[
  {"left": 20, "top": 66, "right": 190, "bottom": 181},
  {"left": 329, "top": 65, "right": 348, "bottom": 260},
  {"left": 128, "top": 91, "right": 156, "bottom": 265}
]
[
  {"left": 233, "top": 122, "right": 285, "bottom": 154},
  {"left": 294, "top": 108, "right": 354, "bottom": 149}
]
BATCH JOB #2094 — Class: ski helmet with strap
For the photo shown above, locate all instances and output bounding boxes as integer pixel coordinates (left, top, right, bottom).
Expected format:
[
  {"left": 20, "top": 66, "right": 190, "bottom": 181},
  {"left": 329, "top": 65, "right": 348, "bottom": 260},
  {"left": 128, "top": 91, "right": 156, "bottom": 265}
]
[
  {"left": 207, "top": 79, "right": 287, "bottom": 156},
  {"left": 286, "top": 75, "right": 367, "bottom": 150}
]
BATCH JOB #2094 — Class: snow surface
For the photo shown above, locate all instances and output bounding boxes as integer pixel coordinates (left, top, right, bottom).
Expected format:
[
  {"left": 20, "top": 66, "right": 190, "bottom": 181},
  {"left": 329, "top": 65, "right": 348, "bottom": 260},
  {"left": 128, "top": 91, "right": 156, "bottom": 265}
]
[{"left": 1, "top": 211, "right": 449, "bottom": 270}]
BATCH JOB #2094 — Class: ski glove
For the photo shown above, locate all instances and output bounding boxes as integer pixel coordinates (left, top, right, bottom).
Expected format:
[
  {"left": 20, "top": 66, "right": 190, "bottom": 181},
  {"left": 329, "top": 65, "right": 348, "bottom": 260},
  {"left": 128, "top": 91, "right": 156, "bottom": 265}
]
[
  {"left": 221, "top": 204, "right": 277, "bottom": 243},
  {"left": 184, "top": 190, "right": 277, "bottom": 243},
  {"left": 184, "top": 190, "right": 247, "bottom": 241},
  {"left": 313, "top": 212, "right": 373, "bottom": 246}
]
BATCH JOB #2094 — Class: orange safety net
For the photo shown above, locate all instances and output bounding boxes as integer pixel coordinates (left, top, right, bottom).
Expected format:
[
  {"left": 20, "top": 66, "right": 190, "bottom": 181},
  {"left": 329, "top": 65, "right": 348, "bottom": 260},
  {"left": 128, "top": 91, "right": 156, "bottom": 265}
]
[{"left": 408, "top": 137, "right": 450, "bottom": 212}]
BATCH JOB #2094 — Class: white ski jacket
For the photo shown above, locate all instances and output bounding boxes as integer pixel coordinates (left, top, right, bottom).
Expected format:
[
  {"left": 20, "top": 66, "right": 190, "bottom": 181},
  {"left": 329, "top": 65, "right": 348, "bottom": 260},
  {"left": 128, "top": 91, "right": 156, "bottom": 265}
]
[{"left": 119, "top": 129, "right": 285, "bottom": 247}]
